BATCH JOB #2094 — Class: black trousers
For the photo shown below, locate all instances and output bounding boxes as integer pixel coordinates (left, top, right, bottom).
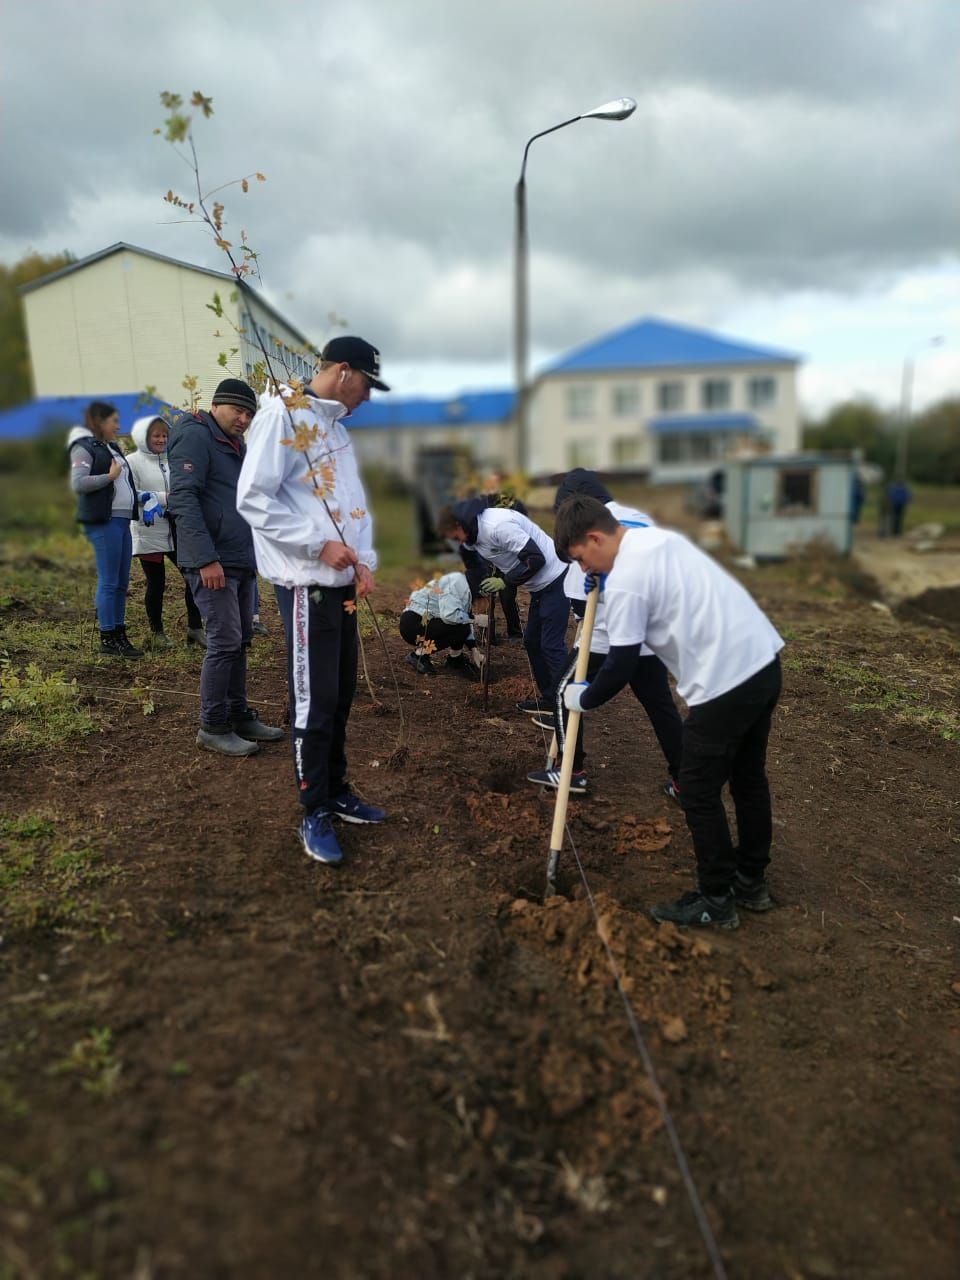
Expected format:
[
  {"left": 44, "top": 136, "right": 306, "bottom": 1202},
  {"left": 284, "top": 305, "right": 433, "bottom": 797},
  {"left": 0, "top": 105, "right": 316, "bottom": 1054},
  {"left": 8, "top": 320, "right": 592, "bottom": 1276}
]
[
  {"left": 138, "top": 553, "right": 203, "bottom": 632},
  {"left": 275, "top": 583, "right": 358, "bottom": 814},
  {"left": 552, "top": 649, "right": 683, "bottom": 774},
  {"left": 398, "top": 610, "right": 471, "bottom": 652},
  {"left": 679, "top": 656, "right": 782, "bottom": 895}
]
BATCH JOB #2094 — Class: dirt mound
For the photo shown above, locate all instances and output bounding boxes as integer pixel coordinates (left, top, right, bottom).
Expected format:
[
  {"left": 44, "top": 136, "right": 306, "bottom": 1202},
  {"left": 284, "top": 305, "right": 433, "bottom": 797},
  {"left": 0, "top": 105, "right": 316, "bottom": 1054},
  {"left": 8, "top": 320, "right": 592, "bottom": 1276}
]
[
  {"left": 507, "top": 891, "right": 734, "bottom": 1041},
  {"left": 897, "top": 583, "right": 960, "bottom": 629}
]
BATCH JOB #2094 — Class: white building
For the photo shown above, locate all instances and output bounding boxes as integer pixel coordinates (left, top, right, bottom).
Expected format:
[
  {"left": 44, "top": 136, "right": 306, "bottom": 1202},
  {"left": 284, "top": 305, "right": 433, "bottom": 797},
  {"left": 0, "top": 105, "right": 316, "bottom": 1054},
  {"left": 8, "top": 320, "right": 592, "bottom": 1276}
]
[
  {"left": 527, "top": 316, "right": 801, "bottom": 482},
  {"left": 19, "top": 242, "right": 316, "bottom": 409}
]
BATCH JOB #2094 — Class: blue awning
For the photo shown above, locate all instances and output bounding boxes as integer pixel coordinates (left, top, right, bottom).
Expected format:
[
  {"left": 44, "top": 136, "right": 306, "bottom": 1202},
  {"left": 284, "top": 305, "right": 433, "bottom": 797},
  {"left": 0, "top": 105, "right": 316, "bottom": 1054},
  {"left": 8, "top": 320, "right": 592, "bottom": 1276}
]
[{"left": 648, "top": 413, "right": 759, "bottom": 435}]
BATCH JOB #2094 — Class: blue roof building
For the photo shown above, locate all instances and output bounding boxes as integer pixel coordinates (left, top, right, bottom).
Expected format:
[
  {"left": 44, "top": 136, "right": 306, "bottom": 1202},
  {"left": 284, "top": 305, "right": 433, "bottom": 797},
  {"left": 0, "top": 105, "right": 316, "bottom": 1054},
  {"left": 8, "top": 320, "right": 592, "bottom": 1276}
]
[{"left": 530, "top": 316, "right": 802, "bottom": 482}]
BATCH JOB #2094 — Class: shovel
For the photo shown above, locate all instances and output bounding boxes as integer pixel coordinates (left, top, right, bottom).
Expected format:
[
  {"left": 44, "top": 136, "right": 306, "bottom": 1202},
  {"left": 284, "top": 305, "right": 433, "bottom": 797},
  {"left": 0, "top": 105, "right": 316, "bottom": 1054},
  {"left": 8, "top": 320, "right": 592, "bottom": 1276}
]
[{"left": 545, "top": 584, "right": 599, "bottom": 897}]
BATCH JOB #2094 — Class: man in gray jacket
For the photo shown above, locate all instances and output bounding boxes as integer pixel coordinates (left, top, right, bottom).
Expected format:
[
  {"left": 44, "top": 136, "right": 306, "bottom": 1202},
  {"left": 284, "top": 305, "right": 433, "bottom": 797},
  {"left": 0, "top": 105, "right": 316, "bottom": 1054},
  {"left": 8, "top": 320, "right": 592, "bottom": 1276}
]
[{"left": 167, "top": 379, "right": 283, "bottom": 756}]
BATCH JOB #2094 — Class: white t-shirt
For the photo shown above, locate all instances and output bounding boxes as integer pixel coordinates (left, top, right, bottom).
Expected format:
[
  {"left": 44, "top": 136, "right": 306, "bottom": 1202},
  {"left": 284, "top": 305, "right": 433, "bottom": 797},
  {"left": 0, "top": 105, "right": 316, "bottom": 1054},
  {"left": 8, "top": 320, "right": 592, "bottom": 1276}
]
[
  {"left": 560, "top": 498, "right": 655, "bottom": 656},
  {"left": 472, "top": 507, "right": 565, "bottom": 594},
  {"left": 603, "top": 526, "right": 783, "bottom": 706}
]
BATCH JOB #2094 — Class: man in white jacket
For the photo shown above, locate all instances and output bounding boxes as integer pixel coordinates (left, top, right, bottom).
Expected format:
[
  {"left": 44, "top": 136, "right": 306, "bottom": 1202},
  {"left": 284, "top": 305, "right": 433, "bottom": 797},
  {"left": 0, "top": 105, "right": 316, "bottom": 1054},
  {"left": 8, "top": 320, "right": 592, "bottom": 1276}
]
[{"left": 237, "top": 336, "right": 389, "bottom": 866}]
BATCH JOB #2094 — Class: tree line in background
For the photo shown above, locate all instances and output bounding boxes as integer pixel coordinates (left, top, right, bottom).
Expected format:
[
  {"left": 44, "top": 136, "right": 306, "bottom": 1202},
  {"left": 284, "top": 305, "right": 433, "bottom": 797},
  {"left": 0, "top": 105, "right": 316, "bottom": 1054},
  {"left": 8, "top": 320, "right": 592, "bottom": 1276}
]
[
  {"left": 0, "top": 251, "right": 75, "bottom": 409},
  {"left": 0, "top": 249, "right": 956, "bottom": 484},
  {"left": 802, "top": 398, "right": 960, "bottom": 485}
]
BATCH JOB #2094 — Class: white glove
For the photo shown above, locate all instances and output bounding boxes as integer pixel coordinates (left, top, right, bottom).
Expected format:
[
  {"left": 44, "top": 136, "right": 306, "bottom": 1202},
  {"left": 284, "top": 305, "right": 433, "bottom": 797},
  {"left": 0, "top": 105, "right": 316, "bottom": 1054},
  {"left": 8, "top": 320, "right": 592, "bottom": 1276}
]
[{"left": 563, "top": 682, "right": 589, "bottom": 712}]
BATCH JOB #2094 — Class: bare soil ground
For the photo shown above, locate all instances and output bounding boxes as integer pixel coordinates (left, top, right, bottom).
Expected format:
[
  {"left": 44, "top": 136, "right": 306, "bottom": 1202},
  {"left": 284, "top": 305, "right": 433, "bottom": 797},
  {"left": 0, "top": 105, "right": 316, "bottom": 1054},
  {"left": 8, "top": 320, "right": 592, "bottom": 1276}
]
[{"left": 1, "top": 548, "right": 958, "bottom": 1279}]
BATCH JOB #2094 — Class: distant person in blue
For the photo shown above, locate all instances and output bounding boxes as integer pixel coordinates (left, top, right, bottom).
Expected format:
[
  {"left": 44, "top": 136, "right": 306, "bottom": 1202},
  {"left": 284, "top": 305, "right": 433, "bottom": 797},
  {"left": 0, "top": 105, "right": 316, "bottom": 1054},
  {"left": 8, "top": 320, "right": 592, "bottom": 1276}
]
[
  {"left": 886, "top": 479, "right": 911, "bottom": 537},
  {"left": 850, "top": 471, "right": 866, "bottom": 525}
]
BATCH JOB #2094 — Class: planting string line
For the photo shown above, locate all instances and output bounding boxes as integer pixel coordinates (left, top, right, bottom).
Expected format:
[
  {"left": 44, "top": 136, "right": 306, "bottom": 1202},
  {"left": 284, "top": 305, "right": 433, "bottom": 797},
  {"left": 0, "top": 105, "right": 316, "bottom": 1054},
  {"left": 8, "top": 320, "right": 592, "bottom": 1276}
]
[
  {"left": 510, "top": 603, "right": 727, "bottom": 1279},
  {"left": 562, "top": 821, "right": 729, "bottom": 1280}
]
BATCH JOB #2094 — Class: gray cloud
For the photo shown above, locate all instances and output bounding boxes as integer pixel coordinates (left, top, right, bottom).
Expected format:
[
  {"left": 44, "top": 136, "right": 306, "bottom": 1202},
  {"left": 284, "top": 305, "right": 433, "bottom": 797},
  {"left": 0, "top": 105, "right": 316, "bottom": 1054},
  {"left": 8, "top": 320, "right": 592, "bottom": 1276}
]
[{"left": 1, "top": 0, "right": 957, "bottom": 382}]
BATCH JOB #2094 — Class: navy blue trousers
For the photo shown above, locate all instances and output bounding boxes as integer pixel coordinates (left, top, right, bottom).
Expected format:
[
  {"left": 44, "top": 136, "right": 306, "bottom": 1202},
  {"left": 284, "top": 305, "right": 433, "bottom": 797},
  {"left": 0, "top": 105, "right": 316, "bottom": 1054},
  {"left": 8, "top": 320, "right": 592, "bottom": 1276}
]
[{"left": 524, "top": 573, "right": 571, "bottom": 695}]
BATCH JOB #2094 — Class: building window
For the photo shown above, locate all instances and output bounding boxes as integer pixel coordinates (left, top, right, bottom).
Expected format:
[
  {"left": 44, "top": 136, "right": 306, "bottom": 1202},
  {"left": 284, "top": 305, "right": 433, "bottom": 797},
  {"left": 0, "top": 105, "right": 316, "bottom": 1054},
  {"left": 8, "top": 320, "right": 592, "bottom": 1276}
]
[
  {"left": 748, "top": 376, "right": 777, "bottom": 408},
  {"left": 566, "top": 439, "right": 597, "bottom": 469},
  {"left": 566, "top": 384, "right": 595, "bottom": 419},
  {"left": 702, "top": 378, "right": 731, "bottom": 410},
  {"left": 613, "top": 436, "right": 643, "bottom": 466},
  {"left": 777, "top": 468, "right": 817, "bottom": 513},
  {"left": 658, "top": 436, "right": 684, "bottom": 463},
  {"left": 657, "top": 432, "right": 734, "bottom": 465},
  {"left": 612, "top": 384, "right": 640, "bottom": 416},
  {"left": 657, "top": 380, "right": 685, "bottom": 412}
]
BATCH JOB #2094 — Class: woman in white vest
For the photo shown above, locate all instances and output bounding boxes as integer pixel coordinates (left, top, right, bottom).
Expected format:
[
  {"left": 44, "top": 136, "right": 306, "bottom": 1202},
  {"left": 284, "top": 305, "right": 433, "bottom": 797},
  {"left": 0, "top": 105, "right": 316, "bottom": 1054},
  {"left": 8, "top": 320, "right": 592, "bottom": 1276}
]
[{"left": 127, "top": 415, "right": 205, "bottom": 648}]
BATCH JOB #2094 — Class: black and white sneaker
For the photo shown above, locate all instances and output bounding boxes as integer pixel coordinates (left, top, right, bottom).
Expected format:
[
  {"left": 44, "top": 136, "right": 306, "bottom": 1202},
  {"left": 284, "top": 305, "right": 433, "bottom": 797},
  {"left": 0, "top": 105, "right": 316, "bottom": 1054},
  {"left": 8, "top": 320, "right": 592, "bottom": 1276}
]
[
  {"left": 662, "top": 777, "right": 681, "bottom": 804},
  {"left": 516, "top": 698, "right": 546, "bottom": 716},
  {"left": 405, "top": 652, "right": 436, "bottom": 676},
  {"left": 526, "top": 768, "right": 587, "bottom": 795},
  {"left": 530, "top": 713, "right": 555, "bottom": 731}
]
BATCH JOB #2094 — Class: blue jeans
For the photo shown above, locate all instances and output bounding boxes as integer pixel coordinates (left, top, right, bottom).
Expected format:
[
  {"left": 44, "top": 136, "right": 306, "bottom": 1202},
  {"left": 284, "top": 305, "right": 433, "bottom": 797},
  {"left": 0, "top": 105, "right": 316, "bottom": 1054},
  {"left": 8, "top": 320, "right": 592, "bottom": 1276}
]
[
  {"left": 83, "top": 517, "right": 132, "bottom": 629},
  {"left": 186, "top": 569, "right": 255, "bottom": 728}
]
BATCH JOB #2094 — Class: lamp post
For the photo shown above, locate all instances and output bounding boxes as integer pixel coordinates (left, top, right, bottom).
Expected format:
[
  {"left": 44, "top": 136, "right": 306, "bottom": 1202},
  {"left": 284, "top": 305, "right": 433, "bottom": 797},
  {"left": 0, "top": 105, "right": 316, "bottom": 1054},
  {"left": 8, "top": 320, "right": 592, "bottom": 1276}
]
[
  {"left": 894, "top": 335, "right": 944, "bottom": 482},
  {"left": 513, "top": 96, "right": 636, "bottom": 474}
]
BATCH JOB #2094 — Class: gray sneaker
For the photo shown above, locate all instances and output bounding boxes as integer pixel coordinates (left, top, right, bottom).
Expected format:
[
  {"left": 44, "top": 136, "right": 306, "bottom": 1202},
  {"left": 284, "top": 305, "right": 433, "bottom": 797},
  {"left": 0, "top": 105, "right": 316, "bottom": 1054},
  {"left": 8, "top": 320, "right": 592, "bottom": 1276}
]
[
  {"left": 231, "top": 710, "right": 284, "bottom": 742},
  {"left": 196, "top": 726, "right": 259, "bottom": 757}
]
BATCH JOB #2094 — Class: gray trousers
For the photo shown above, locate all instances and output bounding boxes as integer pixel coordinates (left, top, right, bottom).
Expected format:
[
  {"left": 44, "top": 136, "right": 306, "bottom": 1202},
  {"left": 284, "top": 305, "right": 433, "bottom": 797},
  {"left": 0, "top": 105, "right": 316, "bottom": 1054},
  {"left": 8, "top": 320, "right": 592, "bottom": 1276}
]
[{"left": 186, "top": 569, "right": 255, "bottom": 728}]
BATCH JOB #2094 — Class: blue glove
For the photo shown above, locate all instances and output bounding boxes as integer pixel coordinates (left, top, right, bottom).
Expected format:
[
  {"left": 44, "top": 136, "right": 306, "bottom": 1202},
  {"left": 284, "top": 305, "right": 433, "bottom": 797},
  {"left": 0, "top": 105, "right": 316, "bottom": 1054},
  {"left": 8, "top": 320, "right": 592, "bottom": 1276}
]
[
  {"left": 139, "top": 492, "right": 164, "bottom": 526},
  {"left": 583, "top": 570, "right": 606, "bottom": 594},
  {"left": 563, "top": 682, "right": 589, "bottom": 712}
]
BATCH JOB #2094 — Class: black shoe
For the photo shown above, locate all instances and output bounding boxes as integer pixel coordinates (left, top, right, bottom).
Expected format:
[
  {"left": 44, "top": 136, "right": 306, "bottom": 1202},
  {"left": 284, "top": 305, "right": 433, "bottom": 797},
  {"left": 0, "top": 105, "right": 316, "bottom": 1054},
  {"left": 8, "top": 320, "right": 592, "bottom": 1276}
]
[
  {"left": 650, "top": 889, "right": 740, "bottom": 930},
  {"left": 516, "top": 698, "right": 546, "bottom": 716},
  {"left": 113, "top": 627, "right": 142, "bottom": 660},
  {"left": 252, "top": 619, "right": 269, "bottom": 637},
  {"left": 405, "top": 652, "right": 436, "bottom": 676},
  {"left": 444, "top": 653, "right": 480, "bottom": 680},
  {"left": 506, "top": 632, "right": 525, "bottom": 644},
  {"left": 733, "top": 872, "right": 774, "bottom": 912},
  {"left": 230, "top": 709, "right": 284, "bottom": 742},
  {"left": 186, "top": 626, "right": 207, "bottom": 648},
  {"left": 662, "top": 777, "right": 681, "bottom": 804},
  {"left": 530, "top": 713, "right": 555, "bottom": 731},
  {"left": 527, "top": 768, "right": 587, "bottom": 794},
  {"left": 99, "top": 628, "right": 125, "bottom": 657}
]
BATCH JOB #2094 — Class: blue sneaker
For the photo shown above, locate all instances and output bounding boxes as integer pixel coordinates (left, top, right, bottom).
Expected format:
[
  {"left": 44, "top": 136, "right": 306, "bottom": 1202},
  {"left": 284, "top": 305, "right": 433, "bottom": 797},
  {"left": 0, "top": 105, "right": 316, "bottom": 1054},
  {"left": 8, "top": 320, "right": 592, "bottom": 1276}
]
[
  {"left": 330, "top": 791, "right": 387, "bottom": 824},
  {"left": 300, "top": 810, "right": 343, "bottom": 864}
]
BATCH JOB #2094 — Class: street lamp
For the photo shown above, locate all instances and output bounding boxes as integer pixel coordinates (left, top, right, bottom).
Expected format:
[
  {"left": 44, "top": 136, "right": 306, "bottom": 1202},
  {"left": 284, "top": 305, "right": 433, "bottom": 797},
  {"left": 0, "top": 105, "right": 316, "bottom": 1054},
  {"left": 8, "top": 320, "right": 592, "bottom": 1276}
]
[
  {"left": 513, "top": 96, "right": 637, "bottom": 473},
  {"left": 895, "top": 335, "right": 944, "bottom": 482}
]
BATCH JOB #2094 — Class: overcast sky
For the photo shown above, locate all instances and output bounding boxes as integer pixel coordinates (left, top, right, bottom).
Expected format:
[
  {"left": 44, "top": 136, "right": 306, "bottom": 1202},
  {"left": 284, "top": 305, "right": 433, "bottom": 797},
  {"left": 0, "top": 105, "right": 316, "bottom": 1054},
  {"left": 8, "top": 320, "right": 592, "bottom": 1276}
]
[{"left": 2, "top": 0, "right": 957, "bottom": 415}]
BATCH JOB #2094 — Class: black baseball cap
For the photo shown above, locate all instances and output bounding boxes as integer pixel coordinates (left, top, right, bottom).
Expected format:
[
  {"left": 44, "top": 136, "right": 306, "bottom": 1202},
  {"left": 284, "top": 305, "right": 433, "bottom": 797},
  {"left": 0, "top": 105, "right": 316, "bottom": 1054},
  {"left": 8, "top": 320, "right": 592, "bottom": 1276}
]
[{"left": 321, "top": 336, "right": 390, "bottom": 392}]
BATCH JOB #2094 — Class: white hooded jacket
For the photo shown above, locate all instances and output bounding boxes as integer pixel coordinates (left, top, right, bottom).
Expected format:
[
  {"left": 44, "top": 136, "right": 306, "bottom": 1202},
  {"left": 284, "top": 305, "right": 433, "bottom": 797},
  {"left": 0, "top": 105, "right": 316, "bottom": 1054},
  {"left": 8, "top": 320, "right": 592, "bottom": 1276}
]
[
  {"left": 237, "top": 388, "right": 376, "bottom": 588},
  {"left": 126, "top": 415, "right": 174, "bottom": 555}
]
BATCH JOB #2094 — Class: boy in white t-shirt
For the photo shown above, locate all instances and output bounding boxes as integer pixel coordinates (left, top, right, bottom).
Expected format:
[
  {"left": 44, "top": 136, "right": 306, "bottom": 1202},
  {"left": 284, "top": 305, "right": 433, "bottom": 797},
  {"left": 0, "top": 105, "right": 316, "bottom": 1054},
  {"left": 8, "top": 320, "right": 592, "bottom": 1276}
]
[
  {"left": 554, "top": 495, "right": 784, "bottom": 931},
  {"left": 525, "top": 470, "right": 683, "bottom": 798},
  {"left": 438, "top": 499, "right": 570, "bottom": 713}
]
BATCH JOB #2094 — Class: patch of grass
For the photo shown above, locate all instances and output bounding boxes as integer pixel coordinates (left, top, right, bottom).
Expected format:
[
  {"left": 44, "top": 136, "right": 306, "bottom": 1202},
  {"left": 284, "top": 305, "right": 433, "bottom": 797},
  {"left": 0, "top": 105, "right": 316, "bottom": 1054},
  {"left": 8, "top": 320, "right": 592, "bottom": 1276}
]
[
  {"left": 787, "top": 653, "right": 960, "bottom": 740},
  {"left": 859, "top": 482, "right": 960, "bottom": 534},
  {"left": 0, "top": 1080, "right": 29, "bottom": 1123},
  {"left": 0, "top": 660, "right": 95, "bottom": 750},
  {"left": 48, "top": 1027, "right": 122, "bottom": 1098},
  {"left": 0, "top": 813, "right": 121, "bottom": 940}
]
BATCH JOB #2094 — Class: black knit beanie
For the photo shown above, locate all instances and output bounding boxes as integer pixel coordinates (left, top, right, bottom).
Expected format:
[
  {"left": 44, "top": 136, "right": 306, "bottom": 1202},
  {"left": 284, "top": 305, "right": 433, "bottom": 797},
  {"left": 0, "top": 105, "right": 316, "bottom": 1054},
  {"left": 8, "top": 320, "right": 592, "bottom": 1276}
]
[{"left": 212, "top": 378, "right": 258, "bottom": 414}]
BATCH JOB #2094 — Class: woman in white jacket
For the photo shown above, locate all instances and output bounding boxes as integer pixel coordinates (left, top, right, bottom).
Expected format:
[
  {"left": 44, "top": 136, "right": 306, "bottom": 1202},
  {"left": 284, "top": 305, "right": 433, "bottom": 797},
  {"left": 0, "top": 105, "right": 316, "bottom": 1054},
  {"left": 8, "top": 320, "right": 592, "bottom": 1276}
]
[{"left": 127, "top": 415, "right": 204, "bottom": 647}]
